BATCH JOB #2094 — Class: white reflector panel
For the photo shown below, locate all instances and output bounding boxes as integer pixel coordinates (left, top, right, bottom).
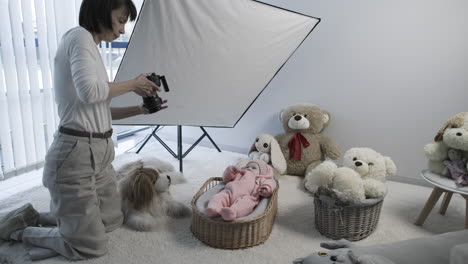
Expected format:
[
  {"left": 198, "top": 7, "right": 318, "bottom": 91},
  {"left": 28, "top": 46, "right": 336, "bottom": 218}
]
[{"left": 112, "top": 0, "right": 320, "bottom": 127}]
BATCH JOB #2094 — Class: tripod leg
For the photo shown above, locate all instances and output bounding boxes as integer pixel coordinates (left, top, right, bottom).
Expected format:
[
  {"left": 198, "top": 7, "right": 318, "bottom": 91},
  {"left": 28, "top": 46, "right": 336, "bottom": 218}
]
[
  {"left": 136, "top": 126, "right": 160, "bottom": 153},
  {"left": 136, "top": 134, "right": 153, "bottom": 153},
  {"left": 178, "top": 126, "right": 183, "bottom": 172},
  {"left": 200, "top": 127, "right": 221, "bottom": 152}
]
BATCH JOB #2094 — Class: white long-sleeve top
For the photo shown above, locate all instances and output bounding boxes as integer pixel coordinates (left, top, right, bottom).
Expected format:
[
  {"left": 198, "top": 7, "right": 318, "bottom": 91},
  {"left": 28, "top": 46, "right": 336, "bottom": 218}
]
[{"left": 54, "top": 26, "right": 111, "bottom": 133}]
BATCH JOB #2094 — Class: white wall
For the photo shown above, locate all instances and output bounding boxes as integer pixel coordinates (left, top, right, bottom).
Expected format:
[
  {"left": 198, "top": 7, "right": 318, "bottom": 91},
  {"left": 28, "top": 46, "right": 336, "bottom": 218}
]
[{"left": 156, "top": 0, "right": 468, "bottom": 184}]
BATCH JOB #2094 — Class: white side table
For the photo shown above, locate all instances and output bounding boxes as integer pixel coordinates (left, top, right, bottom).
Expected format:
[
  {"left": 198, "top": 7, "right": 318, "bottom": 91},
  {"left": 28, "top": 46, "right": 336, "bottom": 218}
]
[{"left": 415, "top": 170, "right": 468, "bottom": 229}]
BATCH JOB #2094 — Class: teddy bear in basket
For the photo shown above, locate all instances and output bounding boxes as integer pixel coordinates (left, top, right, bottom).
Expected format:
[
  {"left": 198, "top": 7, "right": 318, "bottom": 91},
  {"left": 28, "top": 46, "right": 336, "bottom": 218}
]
[
  {"left": 424, "top": 112, "right": 468, "bottom": 178},
  {"left": 304, "top": 148, "right": 397, "bottom": 203},
  {"left": 205, "top": 159, "right": 277, "bottom": 221},
  {"left": 293, "top": 239, "right": 395, "bottom": 264},
  {"left": 248, "top": 133, "right": 287, "bottom": 178},
  {"left": 275, "top": 104, "right": 341, "bottom": 177}
]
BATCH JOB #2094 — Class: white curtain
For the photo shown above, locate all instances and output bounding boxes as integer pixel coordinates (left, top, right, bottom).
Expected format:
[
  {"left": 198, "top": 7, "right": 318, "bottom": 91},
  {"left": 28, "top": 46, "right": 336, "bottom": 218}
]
[{"left": 0, "top": 0, "right": 135, "bottom": 179}]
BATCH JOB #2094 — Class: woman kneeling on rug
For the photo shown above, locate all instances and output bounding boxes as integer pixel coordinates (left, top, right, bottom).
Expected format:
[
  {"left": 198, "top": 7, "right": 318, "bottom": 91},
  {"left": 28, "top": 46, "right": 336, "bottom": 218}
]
[{"left": 0, "top": 0, "right": 167, "bottom": 260}]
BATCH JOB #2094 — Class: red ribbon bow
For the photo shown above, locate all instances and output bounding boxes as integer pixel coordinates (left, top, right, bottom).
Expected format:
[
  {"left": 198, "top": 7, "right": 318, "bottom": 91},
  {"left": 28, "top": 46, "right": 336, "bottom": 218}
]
[{"left": 288, "top": 132, "right": 310, "bottom": 160}]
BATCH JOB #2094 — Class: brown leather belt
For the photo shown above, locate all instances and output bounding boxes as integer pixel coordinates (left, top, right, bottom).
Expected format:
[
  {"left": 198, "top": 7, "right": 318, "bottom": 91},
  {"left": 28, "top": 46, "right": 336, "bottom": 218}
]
[{"left": 59, "top": 126, "right": 113, "bottom": 139}]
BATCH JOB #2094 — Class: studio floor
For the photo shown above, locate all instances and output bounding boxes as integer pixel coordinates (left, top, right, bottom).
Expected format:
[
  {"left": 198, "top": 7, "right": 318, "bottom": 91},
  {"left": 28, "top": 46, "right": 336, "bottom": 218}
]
[{"left": 0, "top": 132, "right": 466, "bottom": 263}]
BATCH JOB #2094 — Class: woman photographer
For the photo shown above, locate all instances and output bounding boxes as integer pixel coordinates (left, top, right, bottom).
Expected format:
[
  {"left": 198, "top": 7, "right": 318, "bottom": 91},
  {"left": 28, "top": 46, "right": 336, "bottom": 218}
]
[{"left": 0, "top": 0, "right": 166, "bottom": 260}]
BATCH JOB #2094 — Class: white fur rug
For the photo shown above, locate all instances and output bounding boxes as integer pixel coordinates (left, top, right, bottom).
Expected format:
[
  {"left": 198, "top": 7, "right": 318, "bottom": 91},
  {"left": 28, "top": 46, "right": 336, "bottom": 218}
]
[{"left": 0, "top": 141, "right": 466, "bottom": 264}]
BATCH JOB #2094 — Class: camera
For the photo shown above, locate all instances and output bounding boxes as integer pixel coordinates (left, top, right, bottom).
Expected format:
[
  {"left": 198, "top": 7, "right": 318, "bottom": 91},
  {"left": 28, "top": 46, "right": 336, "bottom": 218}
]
[{"left": 143, "top": 73, "right": 170, "bottom": 113}]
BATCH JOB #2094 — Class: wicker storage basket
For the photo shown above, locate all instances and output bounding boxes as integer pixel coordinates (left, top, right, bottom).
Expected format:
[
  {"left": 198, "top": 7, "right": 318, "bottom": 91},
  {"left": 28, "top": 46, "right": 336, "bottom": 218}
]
[
  {"left": 191, "top": 177, "right": 278, "bottom": 249},
  {"left": 314, "top": 192, "right": 384, "bottom": 241}
]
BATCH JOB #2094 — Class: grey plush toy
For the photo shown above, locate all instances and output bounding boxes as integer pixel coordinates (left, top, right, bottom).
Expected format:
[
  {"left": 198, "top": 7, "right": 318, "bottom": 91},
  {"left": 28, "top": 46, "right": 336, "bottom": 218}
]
[
  {"left": 443, "top": 148, "right": 468, "bottom": 186},
  {"left": 293, "top": 239, "right": 395, "bottom": 264}
]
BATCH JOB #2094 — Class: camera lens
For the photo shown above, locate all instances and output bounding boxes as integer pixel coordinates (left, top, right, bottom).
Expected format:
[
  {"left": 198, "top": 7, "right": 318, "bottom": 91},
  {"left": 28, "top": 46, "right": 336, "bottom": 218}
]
[{"left": 143, "top": 96, "right": 163, "bottom": 113}]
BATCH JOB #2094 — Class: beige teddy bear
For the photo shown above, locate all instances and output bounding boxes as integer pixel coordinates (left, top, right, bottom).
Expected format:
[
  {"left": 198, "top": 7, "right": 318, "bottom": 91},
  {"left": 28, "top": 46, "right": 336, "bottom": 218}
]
[
  {"left": 424, "top": 112, "right": 468, "bottom": 175},
  {"left": 275, "top": 104, "right": 341, "bottom": 176},
  {"left": 304, "top": 148, "right": 397, "bottom": 203}
]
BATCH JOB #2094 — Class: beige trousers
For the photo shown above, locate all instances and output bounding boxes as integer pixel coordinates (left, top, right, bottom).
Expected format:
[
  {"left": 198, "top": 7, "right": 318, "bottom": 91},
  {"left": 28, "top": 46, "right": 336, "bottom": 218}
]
[{"left": 22, "top": 133, "right": 123, "bottom": 260}]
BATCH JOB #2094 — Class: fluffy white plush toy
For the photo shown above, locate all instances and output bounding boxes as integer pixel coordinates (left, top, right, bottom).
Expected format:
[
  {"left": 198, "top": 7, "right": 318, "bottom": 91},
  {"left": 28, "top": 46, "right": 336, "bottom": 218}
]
[
  {"left": 249, "top": 133, "right": 287, "bottom": 175},
  {"left": 304, "top": 148, "right": 397, "bottom": 203},
  {"left": 424, "top": 112, "right": 468, "bottom": 175}
]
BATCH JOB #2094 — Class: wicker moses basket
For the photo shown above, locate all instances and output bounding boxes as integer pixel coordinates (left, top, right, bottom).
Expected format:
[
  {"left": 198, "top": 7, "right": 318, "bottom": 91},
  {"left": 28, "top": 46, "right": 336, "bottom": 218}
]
[
  {"left": 313, "top": 190, "right": 384, "bottom": 241},
  {"left": 191, "top": 177, "right": 279, "bottom": 249}
]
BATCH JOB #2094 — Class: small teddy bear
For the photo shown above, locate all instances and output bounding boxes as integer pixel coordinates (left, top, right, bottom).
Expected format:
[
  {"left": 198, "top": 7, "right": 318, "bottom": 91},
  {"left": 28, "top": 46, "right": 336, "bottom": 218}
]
[
  {"left": 443, "top": 148, "right": 468, "bottom": 186},
  {"left": 304, "top": 148, "right": 397, "bottom": 203},
  {"left": 248, "top": 133, "right": 287, "bottom": 175},
  {"left": 424, "top": 112, "right": 468, "bottom": 175},
  {"left": 275, "top": 104, "right": 341, "bottom": 176}
]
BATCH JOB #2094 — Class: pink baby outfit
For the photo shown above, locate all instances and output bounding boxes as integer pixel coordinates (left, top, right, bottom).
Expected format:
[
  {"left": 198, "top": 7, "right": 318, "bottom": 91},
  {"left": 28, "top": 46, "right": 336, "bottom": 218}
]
[{"left": 205, "top": 160, "right": 277, "bottom": 221}]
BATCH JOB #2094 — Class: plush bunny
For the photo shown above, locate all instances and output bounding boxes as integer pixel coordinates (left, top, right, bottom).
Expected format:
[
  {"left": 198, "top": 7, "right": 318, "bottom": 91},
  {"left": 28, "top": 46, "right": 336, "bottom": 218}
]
[
  {"left": 293, "top": 239, "right": 395, "bottom": 264},
  {"left": 249, "top": 133, "right": 287, "bottom": 175}
]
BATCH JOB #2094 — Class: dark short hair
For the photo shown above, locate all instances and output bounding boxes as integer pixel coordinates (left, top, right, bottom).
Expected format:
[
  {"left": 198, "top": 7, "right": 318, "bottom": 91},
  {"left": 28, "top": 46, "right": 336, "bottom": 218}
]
[{"left": 79, "top": 0, "right": 137, "bottom": 34}]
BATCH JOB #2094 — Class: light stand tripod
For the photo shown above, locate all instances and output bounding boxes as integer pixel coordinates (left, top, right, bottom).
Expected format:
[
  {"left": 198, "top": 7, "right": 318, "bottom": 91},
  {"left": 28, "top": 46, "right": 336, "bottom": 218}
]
[{"left": 136, "top": 125, "right": 221, "bottom": 172}]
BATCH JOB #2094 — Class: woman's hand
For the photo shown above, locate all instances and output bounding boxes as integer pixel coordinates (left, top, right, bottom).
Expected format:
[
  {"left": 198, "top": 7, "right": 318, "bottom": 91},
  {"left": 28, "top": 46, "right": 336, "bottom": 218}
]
[
  {"left": 138, "top": 104, "right": 150, "bottom": 115},
  {"left": 158, "top": 99, "right": 169, "bottom": 111},
  {"left": 133, "top": 73, "right": 159, "bottom": 97}
]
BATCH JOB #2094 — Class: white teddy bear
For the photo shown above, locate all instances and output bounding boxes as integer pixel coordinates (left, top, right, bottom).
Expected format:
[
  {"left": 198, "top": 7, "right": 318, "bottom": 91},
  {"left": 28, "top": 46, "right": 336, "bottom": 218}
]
[
  {"left": 304, "top": 148, "right": 397, "bottom": 203},
  {"left": 424, "top": 112, "right": 468, "bottom": 175}
]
